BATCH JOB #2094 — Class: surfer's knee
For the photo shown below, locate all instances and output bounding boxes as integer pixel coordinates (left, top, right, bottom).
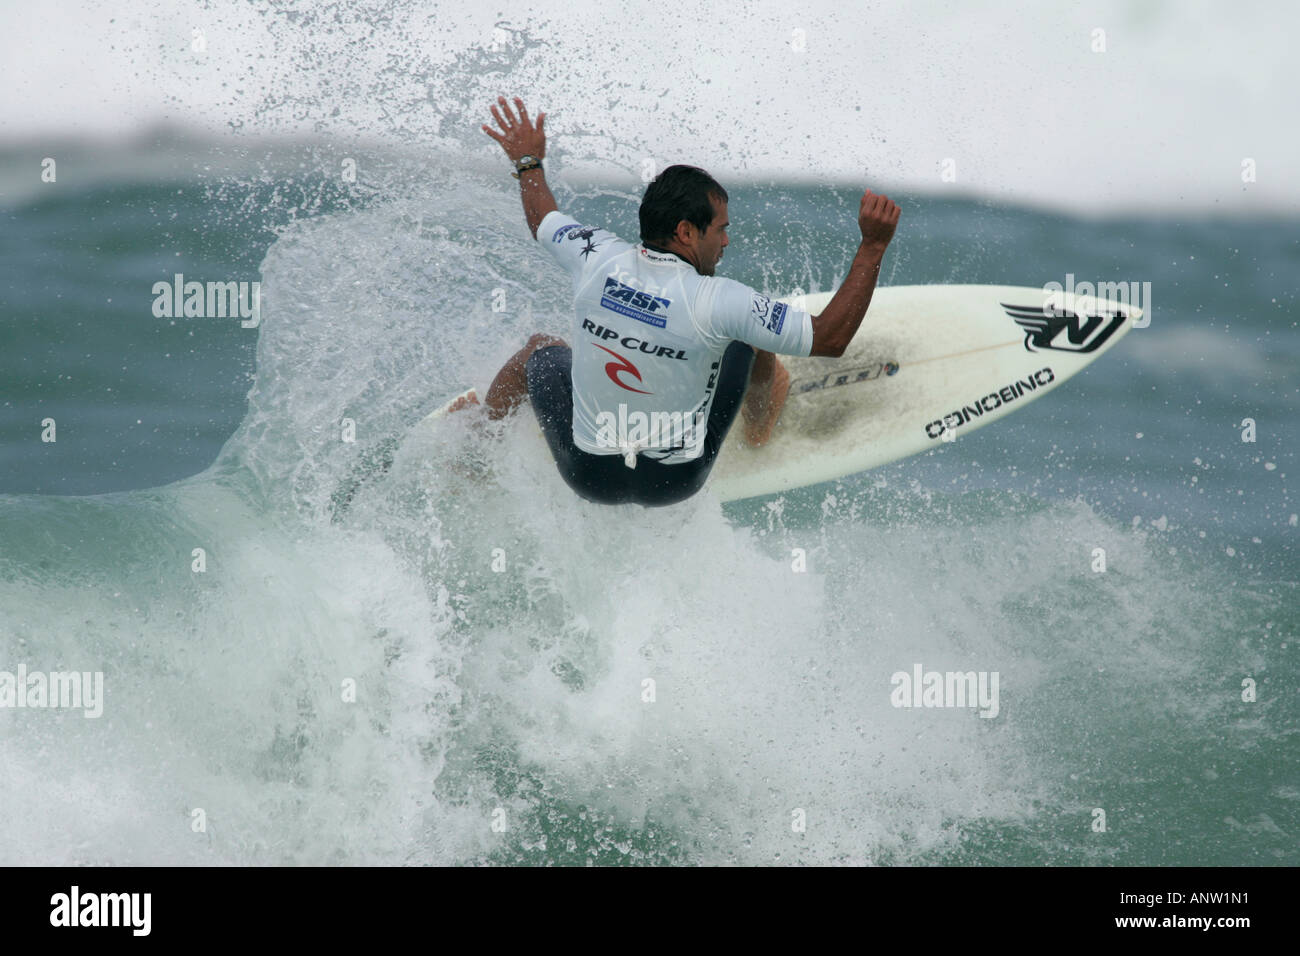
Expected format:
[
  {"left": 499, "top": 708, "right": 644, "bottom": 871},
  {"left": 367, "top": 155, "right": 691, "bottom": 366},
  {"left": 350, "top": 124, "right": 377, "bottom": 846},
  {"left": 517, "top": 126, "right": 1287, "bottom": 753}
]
[{"left": 526, "top": 333, "right": 566, "bottom": 352}]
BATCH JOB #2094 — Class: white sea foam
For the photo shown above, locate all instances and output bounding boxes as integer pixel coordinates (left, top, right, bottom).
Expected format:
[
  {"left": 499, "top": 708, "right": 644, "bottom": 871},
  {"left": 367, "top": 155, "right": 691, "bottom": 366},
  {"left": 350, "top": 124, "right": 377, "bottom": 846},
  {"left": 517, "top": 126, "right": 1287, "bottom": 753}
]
[{"left": 0, "top": 143, "right": 1286, "bottom": 865}]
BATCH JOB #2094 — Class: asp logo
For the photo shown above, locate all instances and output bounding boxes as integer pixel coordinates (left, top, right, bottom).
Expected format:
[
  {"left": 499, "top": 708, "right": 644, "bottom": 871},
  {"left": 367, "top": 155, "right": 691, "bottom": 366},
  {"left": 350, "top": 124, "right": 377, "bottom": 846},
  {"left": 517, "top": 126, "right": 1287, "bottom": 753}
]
[
  {"left": 750, "top": 294, "right": 789, "bottom": 335},
  {"left": 1002, "top": 302, "right": 1126, "bottom": 354},
  {"left": 601, "top": 277, "right": 671, "bottom": 328}
]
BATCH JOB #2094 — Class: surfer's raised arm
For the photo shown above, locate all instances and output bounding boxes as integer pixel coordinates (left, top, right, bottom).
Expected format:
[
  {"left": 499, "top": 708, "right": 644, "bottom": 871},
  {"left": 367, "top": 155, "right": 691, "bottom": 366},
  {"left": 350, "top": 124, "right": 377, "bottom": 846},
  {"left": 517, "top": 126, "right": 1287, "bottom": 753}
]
[
  {"left": 808, "top": 190, "right": 901, "bottom": 357},
  {"left": 481, "top": 95, "right": 558, "bottom": 239}
]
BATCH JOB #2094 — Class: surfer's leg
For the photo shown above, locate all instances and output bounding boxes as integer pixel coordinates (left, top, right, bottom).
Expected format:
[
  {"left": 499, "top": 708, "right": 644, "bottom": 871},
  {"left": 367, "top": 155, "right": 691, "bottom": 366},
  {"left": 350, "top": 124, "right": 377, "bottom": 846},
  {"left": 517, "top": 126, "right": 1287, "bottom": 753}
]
[
  {"left": 485, "top": 333, "right": 566, "bottom": 420},
  {"left": 741, "top": 348, "right": 791, "bottom": 446},
  {"left": 525, "top": 344, "right": 632, "bottom": 504}
]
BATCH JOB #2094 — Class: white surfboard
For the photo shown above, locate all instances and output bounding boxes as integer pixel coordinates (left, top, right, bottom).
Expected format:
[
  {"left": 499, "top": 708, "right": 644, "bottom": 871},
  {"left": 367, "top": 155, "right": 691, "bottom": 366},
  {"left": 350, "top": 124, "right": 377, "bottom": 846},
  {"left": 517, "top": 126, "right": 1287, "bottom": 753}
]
[
  {"left": 419, "top": 284, "right": 1140, "bottom": 504},
  {"left": 710, "top": 284, "right": 1140, "bottom": 500}
]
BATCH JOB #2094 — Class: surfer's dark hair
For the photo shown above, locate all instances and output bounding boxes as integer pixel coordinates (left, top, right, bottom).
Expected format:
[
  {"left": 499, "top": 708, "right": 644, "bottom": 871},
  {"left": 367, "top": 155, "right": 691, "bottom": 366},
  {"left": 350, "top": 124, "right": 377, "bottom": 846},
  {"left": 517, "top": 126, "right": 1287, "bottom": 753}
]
[{"left": 639, "top": 165, "right": 728, "bottom": 246}]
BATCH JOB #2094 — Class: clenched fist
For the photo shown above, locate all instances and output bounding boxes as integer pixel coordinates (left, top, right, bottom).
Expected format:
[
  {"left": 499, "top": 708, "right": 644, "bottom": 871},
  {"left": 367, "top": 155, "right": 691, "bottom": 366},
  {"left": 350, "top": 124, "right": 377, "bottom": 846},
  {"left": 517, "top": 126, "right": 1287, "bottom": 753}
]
[{"left": 858, "top": 190, "right": 900, "bottom": 250}]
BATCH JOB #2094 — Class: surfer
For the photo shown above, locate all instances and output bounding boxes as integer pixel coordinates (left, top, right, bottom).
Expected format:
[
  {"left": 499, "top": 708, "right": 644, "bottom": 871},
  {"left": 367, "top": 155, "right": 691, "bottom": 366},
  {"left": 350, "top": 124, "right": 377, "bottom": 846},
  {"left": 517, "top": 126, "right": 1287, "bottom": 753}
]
[{"left": 479, "top": 95, "right": 899, "bottom": 506}]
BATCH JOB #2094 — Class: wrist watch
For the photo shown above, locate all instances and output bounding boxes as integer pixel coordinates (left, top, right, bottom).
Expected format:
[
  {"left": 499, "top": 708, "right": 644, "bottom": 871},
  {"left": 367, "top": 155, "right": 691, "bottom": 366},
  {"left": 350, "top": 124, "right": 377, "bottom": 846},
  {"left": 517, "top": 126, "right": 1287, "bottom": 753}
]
[{"left": 511, "top": 155, "right": 543, "bottom": 179}]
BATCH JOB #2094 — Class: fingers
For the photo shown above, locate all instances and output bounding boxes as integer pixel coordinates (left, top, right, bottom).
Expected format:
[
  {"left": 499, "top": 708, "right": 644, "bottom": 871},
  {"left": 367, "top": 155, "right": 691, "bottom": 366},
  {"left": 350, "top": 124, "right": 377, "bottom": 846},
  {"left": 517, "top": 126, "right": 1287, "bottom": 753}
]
[
  {"left": 489, "top": 104, "right": 508, "bottom": 135},
  {"left": 497, "top": 95, "right": 518, "bottom": 126},
  {"left": 861, "top": 189, "right": 899, "bottom": 217},
  {"left": 485, "top": 97, "right": 545, "bottom": 149},
  {"left": 493, "top": 95, "right": 542, "bottom": 127}
]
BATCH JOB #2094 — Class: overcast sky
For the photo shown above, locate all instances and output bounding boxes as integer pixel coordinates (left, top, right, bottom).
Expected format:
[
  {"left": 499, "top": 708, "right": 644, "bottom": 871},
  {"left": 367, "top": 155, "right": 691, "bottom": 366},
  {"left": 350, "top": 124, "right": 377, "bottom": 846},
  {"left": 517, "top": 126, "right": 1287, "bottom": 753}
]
[{"left": 3, "top": 0, "right": 1294, "bottom": 215}]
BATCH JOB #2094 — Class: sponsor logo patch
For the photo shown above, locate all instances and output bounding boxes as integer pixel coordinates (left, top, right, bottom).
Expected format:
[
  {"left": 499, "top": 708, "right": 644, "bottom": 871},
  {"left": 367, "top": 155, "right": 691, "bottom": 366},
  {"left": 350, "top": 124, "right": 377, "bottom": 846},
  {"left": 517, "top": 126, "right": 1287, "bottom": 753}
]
[
  {"left": 639, "top": 247, "right": 682, "bottom": 264},
  {"left": 552, "top": 223, "right": 583, "bottom": 242},
  {"left": 750, "top": 294, "right": 789, "bottom": 335},
  {"left": 600, "top": 277, "right": 672, "bottom": 328}
]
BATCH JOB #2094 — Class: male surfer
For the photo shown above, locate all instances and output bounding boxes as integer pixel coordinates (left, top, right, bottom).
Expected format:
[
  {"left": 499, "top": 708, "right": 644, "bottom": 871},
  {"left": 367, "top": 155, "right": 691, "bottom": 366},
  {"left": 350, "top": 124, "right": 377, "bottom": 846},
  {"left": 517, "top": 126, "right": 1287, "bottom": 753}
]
[{"left": 479, "top": 95, "right": 900, "bottom": 506}]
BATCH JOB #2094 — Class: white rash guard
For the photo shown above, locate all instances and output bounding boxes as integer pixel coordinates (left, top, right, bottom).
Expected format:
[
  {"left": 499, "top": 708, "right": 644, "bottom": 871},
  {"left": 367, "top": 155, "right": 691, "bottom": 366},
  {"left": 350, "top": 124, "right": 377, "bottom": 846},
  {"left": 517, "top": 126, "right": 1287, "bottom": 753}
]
[{"left": 536, "top": 209, "right": 814, "bottom": 465}]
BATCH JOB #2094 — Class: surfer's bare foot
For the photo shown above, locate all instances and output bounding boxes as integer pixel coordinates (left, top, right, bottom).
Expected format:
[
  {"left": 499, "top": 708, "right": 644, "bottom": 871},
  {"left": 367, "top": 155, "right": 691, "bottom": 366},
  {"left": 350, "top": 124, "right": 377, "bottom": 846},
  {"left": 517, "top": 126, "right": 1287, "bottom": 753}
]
[
  {"left": 742, "top": 351, "right": 791, "bottom": 446},
  {"left": 446, "top": 389, "right": 481, "bottom": 414}
]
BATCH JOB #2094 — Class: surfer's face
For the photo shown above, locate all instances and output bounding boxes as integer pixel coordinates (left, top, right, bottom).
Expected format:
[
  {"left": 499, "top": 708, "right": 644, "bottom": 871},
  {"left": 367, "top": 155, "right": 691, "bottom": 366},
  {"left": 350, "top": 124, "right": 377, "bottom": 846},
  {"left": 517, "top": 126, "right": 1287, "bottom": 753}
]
[{"left": 694, "top": 196, "right": 729, "bottom": 276}]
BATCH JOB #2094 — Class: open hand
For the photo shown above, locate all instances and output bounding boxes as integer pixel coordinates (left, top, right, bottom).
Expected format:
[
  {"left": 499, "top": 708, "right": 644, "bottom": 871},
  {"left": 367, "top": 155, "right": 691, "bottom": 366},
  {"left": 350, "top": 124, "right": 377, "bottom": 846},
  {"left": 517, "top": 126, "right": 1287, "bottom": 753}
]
[{"left": 481, "top": 96, "right": 547, "bottom": 162}]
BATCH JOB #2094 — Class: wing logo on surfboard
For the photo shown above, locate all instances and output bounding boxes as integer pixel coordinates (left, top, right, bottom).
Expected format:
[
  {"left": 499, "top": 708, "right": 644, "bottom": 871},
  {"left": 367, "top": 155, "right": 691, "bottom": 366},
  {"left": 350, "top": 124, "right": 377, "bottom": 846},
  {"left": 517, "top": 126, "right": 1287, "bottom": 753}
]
[{"left": 1001, "top": 302, "right": 1127, "bottom": 354}]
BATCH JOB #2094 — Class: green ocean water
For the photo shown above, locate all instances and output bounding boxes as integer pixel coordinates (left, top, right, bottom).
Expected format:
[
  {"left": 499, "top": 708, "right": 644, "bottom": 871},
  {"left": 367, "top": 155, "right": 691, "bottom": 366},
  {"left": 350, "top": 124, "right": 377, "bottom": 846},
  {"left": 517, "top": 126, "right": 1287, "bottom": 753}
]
[{"left": 0, "top": 138, "right": 1296, "bottom": 865}]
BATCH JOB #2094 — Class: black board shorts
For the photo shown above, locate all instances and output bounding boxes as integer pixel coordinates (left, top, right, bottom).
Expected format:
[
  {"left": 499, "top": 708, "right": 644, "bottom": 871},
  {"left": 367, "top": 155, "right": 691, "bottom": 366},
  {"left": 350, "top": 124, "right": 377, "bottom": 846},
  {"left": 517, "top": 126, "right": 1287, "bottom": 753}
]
[{"left": 525, "top": 342, "right": 755, "bottom": 506}]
